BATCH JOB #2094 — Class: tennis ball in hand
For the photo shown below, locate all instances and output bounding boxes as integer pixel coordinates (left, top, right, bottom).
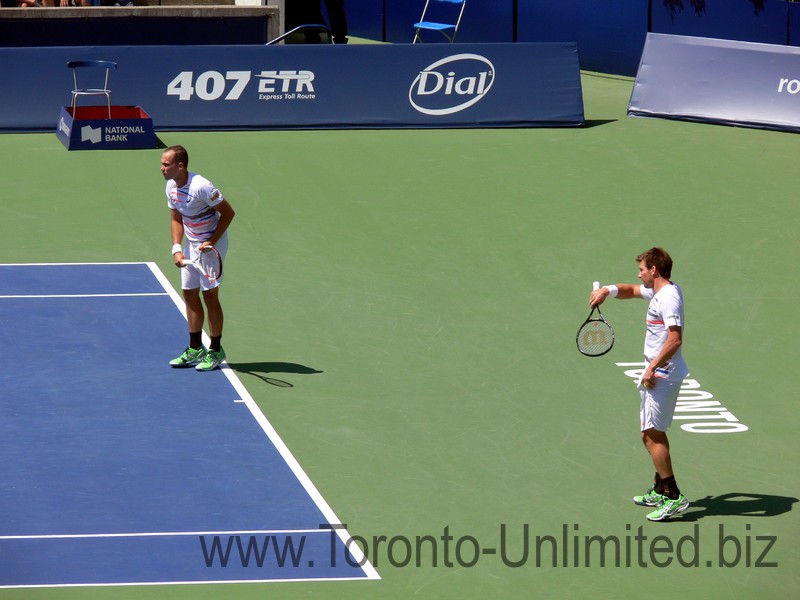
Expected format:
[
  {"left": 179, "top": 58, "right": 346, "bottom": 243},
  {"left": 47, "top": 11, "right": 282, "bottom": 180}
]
[{"left": 642, "top": 380, "right": 654, "bottom": 389}]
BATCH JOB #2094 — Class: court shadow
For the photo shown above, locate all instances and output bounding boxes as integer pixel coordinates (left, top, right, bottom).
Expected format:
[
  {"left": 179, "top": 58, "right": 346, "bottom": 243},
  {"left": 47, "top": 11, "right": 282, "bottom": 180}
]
[
  {"left": 679, "top": 492, "right": 798, "bottom": 521},
  {"left": 228, "top": 361, "right": 323, "bottom": 388},
  {"left": 583, "top": 119, "right": 617, "bottom": 128}
]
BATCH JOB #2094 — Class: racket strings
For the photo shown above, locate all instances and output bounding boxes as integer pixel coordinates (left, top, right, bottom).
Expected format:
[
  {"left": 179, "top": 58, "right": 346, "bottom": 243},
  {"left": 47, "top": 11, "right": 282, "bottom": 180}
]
[
  {"left": 577, "top": 320, "right": 614, "bottom": 356},
  {"left": 198, "top": 250, "right": 222, "bottom": 282}
]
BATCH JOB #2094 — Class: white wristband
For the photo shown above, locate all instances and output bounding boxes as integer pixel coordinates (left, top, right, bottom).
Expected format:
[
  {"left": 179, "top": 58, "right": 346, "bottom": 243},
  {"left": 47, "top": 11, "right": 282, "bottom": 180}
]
[
  {"left": 604, "top": 285, "right": 619, "bottom": 298},
  {"left": 171, "top": 243, "right": 183, "bottom": 255}
]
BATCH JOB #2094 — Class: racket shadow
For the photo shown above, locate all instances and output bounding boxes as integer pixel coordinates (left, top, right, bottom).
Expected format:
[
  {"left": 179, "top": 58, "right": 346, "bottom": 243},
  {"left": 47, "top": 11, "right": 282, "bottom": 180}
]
[
  {"left": 228, "top": 361, "right": 323, "bottom": 388},
  {"left": 677, "top": 492, "right": 798, "bottom": 521}
]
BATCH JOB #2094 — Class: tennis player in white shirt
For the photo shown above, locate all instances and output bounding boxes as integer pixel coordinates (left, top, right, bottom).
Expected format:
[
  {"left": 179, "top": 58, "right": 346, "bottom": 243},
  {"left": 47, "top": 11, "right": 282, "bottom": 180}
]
[{"left": 589, "top": 247, "right": 690, "bottom": 521}]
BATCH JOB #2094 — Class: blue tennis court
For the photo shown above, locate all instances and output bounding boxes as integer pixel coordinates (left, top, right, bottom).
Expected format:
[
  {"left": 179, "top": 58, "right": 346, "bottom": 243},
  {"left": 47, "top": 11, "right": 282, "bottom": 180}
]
[{"left": 0, "top": 262, "right": 378, "bottom": 588}]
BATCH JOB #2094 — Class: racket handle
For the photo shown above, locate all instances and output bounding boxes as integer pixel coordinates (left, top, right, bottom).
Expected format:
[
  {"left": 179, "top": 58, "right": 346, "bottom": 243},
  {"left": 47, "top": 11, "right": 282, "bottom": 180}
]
[
  {"left": 181, "top": 259, "right": 191, "bottom": 266},
  {"left": 593, "top": 281, "right": 600, "bottom": 291}
]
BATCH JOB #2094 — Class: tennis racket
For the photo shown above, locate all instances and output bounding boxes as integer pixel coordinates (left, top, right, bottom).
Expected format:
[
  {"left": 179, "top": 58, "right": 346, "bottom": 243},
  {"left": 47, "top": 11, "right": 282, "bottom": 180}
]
[
  {"left": 181, "top": 246, "right": 223, "bottom": 285},
  {"left": 576, "top": 281, "right": 615, "bottom": 357}
]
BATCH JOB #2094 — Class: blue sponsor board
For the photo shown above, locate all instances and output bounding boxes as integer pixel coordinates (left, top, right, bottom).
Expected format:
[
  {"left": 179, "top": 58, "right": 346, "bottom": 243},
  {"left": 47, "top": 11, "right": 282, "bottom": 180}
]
[
  {"left": 56, "top": 106, "right": 158, "bottom": 150},
  {"left": 1, "top": 44, "right": 583, "bottom": 132},
  {"left": 629, "top": 33, "right": 800, "bottom": 133}
]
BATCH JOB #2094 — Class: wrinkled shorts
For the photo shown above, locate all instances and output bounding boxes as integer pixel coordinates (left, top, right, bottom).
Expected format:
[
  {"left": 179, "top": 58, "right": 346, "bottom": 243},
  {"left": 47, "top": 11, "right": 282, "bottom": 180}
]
[{"left": 638, "top": 377, "right": 682, "bottom": 432}]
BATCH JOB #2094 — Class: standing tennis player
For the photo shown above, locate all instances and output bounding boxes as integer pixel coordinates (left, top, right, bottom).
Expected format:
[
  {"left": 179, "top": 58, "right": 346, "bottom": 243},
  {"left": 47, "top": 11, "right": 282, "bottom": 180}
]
[
  {"left": 589, "top": 247, "right": 690, "bottom": 521},
  {"left": 161, "top": 145, "right": 236, "bottom": 372}
]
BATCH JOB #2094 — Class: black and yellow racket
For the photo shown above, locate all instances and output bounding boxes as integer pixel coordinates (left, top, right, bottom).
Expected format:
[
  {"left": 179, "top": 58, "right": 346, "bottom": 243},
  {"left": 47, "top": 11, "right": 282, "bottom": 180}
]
[{"left": 576, "top": 281, "right": 615, "bottom": 357}]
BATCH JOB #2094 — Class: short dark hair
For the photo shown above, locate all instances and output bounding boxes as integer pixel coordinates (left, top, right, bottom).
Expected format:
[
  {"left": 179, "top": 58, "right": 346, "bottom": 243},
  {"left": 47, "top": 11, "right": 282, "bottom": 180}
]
[
  {"left": 166, "top": 145, "right": 189, "bottom": 168},
  {"left": 636, "top": 247, "right": 673, "bottom": 279}
]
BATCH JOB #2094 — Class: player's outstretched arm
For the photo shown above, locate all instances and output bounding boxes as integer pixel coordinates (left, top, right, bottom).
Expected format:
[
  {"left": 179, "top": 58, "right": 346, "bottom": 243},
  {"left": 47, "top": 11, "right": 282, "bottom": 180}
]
[
  {"left": 589, "top": 283, "right": 642, "bottom": 306},
  {"left": 613, "top": 284, "right": 643, "bottom": 299}
]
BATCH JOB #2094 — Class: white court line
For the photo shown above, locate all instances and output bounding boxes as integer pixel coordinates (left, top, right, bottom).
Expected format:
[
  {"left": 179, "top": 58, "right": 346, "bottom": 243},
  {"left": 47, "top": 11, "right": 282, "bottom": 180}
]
[
  {"left": 2, "top": 576, "right": 374, "bottom": 590},
  {"left": 0, "top": 528, "right": 330, "bottom": 541},
  {"left": 0, "top": 261, "right": 153, "bottom": 266},
  {"left": 0, "top": 293, "right": 168, "bottom": 299},
  {"left": 0, "top": 262, "right": 169, "bottom": 299}
]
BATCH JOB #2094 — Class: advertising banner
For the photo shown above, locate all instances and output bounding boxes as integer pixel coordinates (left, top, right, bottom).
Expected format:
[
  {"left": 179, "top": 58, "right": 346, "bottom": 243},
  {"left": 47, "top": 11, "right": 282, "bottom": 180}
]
[
  {"left": 0, "top": 43, "right": 584, "bottom": 132},
  {"left": 629, "top": 33, "right": 800, "bottom": 133}
]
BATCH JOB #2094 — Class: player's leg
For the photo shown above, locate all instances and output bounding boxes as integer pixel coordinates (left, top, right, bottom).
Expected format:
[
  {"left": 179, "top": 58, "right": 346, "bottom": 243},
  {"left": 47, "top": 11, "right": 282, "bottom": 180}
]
[
  {"left": 185, "top": 287, "right": 206, "bottom": 334},
  {"left": 194, "top": 236, "right": 227, "bottom": 371},
  {"left": 642, "top": 428, "right": 689, "bottom": 520},
  {"left": 632, "top": 429, "right": 670, "bottom": 507},
  {"left": 169, "top": 287, "right": 206, "bottom": 367},
  {"left": 202, "top": 287, "right": 223, "bottom": 341},
  {"left": 638, "top": 382, "right": 689, "bottom": 520},
  {"left": 196, "top": 287, "right": 225, "bottom": 371},
  {"left": 642, "top": 428, "right": 673, "bottom": 479}
]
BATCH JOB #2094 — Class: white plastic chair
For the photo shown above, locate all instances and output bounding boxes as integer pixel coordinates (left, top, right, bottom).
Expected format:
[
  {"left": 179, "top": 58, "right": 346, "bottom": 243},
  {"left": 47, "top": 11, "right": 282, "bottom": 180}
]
[
  {"left": 413, "top": 0, "right": 466, "bottom": 44},
  {"left": 67, "top": 60, "right": 117, "bottom": 119}
]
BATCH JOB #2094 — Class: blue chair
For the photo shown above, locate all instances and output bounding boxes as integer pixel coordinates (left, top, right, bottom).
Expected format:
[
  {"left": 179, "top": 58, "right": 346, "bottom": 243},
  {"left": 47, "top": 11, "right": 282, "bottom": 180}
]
[
  {"left": 67, "top": 60, "right": 117, "bottom": 119},
  {"left": 413, "top": 0, "right": 466, "bottom": 44}
]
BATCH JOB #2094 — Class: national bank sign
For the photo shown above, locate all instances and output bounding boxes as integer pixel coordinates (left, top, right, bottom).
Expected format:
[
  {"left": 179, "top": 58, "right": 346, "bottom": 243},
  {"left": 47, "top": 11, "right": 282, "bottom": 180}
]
[
  {"left": 55, "top": 106, "right": 157, "bottom": 151},
  {"left": 409, "top": 53, "right": 496, "bottom": 116}
]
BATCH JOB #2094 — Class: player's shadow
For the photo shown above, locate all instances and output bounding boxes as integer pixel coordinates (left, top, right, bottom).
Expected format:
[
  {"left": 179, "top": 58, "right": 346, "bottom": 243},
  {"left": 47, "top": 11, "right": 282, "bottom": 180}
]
[
  {"left": 679, "top": 492, "right": 797, "bottom": 521},
  {"left": 228, "top": 361, "right": 322, "bottom": 388}
]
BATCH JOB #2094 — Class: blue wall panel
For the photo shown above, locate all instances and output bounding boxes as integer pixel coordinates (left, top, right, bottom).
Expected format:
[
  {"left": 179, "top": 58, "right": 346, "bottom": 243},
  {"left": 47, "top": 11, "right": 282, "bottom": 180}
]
[
  {"left": 2, "top": 1, "right": 794, "bottom": 80},
  {"left": 788, "top": 1, "right": 800, "bottom": 45},
  {"left": 343, "top": 0, "right": 796, "bottom": 76},
  {"left": 516, "top": 0, "right": 649, "bottom": 76},
  {"left": 340, "top": 0, "right": 384, "bottom": 42},
  {"left": 650, "top": 0, "right": 788, "bottom": 45}
]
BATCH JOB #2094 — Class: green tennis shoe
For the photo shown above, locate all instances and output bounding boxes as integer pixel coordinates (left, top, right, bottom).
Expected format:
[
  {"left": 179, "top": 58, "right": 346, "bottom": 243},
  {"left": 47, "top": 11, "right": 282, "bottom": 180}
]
[
  {"left": 646, "top": 494, "right": 690, "bottom": 521},
  {"left": 196, "top": 347, "right": 226, "bottom": 371},
  {"left": 633, "top": 487, "right": 667, "bottom": 507},
  {"left": 169, "top": 346, "right": 206, "bottom": 368}
]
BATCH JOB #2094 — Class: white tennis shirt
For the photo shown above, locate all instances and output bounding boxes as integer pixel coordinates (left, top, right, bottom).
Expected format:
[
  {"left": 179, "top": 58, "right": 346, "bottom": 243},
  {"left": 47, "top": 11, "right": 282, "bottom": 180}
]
[
  {"left": 166, "top": 173, "right": 225, "bottom": 243},
  {"left": 640, "top": 282, "right": 689, "bottom": 381}
]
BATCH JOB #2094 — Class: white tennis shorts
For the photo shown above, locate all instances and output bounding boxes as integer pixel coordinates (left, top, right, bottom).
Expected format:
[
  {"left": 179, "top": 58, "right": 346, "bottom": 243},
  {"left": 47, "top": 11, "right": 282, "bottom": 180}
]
[
  {"left": 181, "top": 234, "right": 228, "bottom": 292},
  {"left": 638, "top": 378, "right": 682, "bottom": 432}
]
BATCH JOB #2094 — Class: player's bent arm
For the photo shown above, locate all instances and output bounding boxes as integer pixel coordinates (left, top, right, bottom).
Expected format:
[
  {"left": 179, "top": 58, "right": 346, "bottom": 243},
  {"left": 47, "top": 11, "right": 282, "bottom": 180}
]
[
  {"left": 206, "top": 199, "right": 235, "bottom": 247},
  {"left": 647, "top": 326, "right": 683, "bottom": 372},
  {"left": 642, "top": 326, "right": 682, "bottom": 386}
]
